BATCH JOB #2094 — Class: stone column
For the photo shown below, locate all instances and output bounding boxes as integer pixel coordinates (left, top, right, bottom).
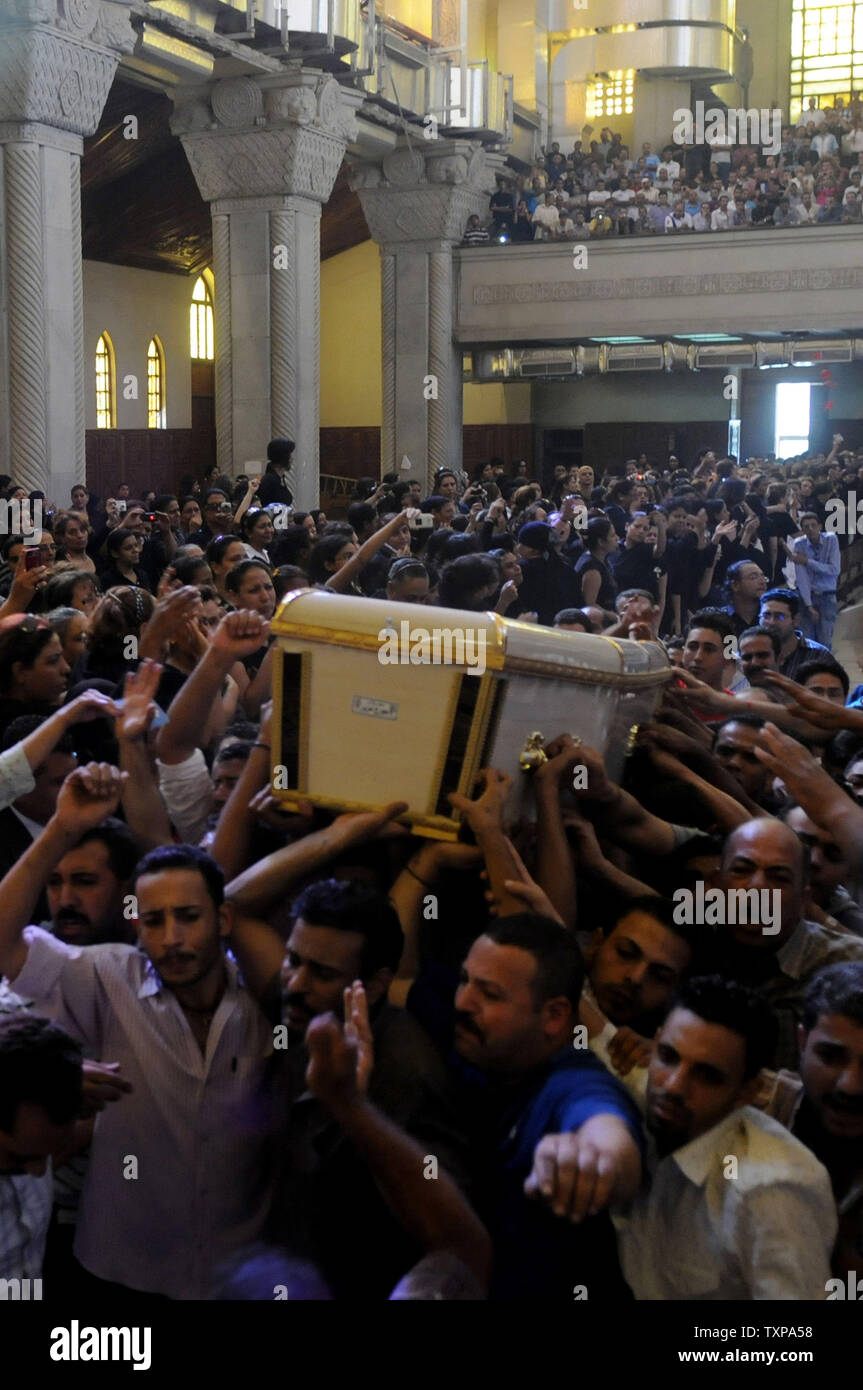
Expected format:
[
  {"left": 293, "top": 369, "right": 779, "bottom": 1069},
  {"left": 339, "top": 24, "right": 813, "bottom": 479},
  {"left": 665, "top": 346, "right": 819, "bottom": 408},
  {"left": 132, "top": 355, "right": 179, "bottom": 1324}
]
[
  {"left": 174, "top": 71, "right": 363, "bottom": 508},
  {"left": 0, "top": 0, "right": 133, "bottom": 499},
  {"left": 352, "top": 141, "right": 502, "bottom": 491}
]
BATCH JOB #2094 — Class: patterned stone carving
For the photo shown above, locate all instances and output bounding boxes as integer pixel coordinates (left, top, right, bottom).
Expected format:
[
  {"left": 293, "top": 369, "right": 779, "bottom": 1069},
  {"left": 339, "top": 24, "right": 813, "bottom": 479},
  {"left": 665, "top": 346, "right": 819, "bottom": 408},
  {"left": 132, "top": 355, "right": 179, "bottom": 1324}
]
[
  {"left": 176, "top": 72, "right": 364, "bottom": 204},
  {"left": 269, "top": 209, "right": 297, "bottom": 444},
  {"left": 427, "top": 250, "right": 452, "bottom": 484},
  {"left": 316, "top": 77, "right": 342, "bottom": 129},
  {"left": 0, "top": 29, "right": 121, "bottom": 135},
  {"left": 382, "top": 148, "right": 427, "bottom": 188},
  {"left": 182, "top": 125, "right": 346, "bottom": 204},
  {"left": 69, "top": 153, "right": 86, "bottom": 478},
  {"left": 211, "top": 77, "right": 263, "bottom": 129},
  {"left": 5, "top": 142, "right": 48, "bottom": 490},
  {"left": 354, "top": 140, "right": 507, "bottom": 246},
  {"left": 91, "top": 0, "right": 136, "bottom": 53},
  {"left": 211, "top": 214, "right": 233, "bottom": 475},
  {"left": 59, "top": 0, "right": 99, "bottom": 34},
  {"left": 469, "top": 264, "right": 863, "bottom": 306}
]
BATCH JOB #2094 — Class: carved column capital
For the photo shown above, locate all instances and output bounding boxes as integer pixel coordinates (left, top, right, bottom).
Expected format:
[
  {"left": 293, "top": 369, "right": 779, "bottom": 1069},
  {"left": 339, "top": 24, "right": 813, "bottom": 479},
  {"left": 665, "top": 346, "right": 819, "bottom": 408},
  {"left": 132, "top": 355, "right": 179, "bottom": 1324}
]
[
  {"left": 173, "top": 69, "right": 364, "bottom": 205},
  {"left": 351, "top": 139, "right": 507, "bottom": 245},
  {"left": 0, "top": 0, "right": 134, "bottom": 137}
]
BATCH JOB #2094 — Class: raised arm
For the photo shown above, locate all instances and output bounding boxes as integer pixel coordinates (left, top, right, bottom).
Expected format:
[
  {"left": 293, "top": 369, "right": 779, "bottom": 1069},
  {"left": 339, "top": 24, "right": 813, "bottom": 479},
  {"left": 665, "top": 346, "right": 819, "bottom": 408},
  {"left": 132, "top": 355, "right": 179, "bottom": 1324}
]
[
  {"left": 156, "top": 609, "right": 270, "bottom": 765},
  {"left": 449, "top": 770, "right": 526, "bottom": 917},
  {"left": 115, "top": 660, "right": 173, "bottom": 850},
  {"left": 306, "top": 989, "right": 491, "bottom": 1287},
  {"left": 325, "top": 509, "right": 419, "bottom": 593},
  {"left": 755, "top": 722, "right": 863, "bottom": 865}
]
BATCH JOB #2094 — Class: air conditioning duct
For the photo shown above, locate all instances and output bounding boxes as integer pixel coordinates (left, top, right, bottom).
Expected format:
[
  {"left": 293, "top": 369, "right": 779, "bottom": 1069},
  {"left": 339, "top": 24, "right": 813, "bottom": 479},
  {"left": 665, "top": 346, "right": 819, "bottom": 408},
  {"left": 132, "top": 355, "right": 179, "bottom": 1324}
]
[
  {"left": 788, "top": 341, "right": 853, "bottom": 366},
  {"left": 692, "top": 344, "right": 757, "bottom": 369},
  {"left": 519, "top": 348, "right": 577, "bottom": 376},
  {"left": 605, "top": 343, "right": 665, "bottom": 372}
]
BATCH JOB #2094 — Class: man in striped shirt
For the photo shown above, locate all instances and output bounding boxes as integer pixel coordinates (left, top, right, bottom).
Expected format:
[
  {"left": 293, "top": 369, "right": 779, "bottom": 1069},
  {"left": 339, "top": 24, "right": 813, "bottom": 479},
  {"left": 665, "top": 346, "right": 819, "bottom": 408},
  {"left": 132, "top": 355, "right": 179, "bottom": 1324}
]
[{"left": 0, "top": 762, "right": 274, "bottom": 1301}]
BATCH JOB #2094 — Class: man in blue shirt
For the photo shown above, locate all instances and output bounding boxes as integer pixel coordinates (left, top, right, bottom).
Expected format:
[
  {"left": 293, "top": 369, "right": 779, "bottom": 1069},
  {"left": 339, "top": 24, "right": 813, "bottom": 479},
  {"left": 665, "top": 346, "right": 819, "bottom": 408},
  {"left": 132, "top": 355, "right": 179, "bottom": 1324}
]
[
  {"left": 452, "top": 914, "right": 644, "bottom": 1300},
  {"left": 787, "top": 513, "right": 841, "bottom": 647}
]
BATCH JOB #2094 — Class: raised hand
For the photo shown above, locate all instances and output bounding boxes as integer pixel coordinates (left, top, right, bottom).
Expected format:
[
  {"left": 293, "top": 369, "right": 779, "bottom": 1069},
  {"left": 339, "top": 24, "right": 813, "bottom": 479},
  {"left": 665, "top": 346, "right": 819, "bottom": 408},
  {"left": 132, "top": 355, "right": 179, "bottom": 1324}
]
[
  {"left": 60, "top": 690, "right": 121, "bottom": 726},
  {"left": 211, "top": 608, "right": 271, "bottom": 659},
  {"left": 116, "top": 659, "right": 164, "bottom": 742},
  {"left": 54, "top": 763, "right": 127, "bottom": 835},
  {"left": 449, "top": 767, "right": 513, "bottom": 837}
]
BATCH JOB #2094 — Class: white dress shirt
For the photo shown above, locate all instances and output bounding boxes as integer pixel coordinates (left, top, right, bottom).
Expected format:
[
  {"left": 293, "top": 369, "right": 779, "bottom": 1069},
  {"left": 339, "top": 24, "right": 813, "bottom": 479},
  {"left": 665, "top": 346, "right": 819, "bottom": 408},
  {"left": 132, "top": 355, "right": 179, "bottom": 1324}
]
[
  {"left": 791, "top": 530, "right": 840, "bottom": 606},
  {"left": 0, "top": 743, "right": 35, "bottom": 813},
  {"left": 9, "top": 926, "right": 274, "bottom": 1299},
  {"left": 617, "top": 1105, "right": 836, "bottom": 1299}
]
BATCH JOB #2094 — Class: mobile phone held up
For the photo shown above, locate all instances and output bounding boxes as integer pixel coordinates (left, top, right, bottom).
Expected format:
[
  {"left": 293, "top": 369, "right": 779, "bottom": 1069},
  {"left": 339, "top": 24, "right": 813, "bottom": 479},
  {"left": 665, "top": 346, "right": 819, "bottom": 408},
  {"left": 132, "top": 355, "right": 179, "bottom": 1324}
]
[
  {"left": 24, "top": 547, "right": 43, "bottom": 571},
  {"left": 408, "top": 514, "right": 434, "bottom": 531}
]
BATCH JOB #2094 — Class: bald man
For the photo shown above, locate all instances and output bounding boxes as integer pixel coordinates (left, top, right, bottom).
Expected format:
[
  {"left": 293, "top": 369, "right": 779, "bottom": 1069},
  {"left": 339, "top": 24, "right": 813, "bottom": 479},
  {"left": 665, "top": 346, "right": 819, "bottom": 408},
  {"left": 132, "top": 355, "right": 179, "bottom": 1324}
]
[{"left": 702, "top": 818, "right": 863, "bottom": 1068}]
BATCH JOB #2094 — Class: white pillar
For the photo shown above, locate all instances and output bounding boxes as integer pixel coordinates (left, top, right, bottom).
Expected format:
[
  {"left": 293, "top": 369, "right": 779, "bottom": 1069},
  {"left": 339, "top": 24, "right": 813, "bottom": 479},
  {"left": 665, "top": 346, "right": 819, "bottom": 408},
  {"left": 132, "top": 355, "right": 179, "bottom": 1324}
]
[
  {"left": 174, "top": 71, "right": 364, "bottom": 508},
  {"left": 353, "top": 141, "right": 504, "bottom": 491},
  {"left": 0, "top": 1, "right": 133, "bottom": 499}
]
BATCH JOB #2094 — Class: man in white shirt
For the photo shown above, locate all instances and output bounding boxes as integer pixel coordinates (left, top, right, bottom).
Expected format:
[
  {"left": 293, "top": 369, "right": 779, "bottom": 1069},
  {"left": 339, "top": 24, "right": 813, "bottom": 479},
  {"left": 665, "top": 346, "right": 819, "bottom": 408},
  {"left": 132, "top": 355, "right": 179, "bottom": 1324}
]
[
  {"left": 684, "top": 201, "right": 713, "bottom": 231},
  {"left": 710, "top": 194, "right": 732, "bottom": 229},
  {"left": 531, "top": 192, "right": 560, "bottom": 239},
  {"left": 798, "top": 98, "right": 825, "bottom": 127},
  {"left": 811, "top": 128, "right": 839, "bottom": 158},
  {"left": 617, "top": 975, "right": 837, "bottom": 1299}
]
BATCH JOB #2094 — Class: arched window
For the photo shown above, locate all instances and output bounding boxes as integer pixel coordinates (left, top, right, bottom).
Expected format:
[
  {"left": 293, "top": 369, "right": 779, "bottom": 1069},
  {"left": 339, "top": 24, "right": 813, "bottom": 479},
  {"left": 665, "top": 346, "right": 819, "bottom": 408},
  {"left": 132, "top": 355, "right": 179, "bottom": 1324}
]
[
  {"left": 95, "top": 333, "right": 116, "bottom": 429},
  {"left": 147, "top": 336, "right": 166, "bottom": 429},
  {"left": 190, "top": 272, "right": 214, "bottom": 360}
]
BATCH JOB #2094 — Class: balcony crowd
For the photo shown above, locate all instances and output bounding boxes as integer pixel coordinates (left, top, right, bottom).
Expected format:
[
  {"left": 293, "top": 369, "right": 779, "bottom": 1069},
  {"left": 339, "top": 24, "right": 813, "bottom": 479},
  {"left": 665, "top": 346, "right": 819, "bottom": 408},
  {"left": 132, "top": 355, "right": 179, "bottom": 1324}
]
[{"left": 462, "top": 97, "right": 863, "bottom": 244}]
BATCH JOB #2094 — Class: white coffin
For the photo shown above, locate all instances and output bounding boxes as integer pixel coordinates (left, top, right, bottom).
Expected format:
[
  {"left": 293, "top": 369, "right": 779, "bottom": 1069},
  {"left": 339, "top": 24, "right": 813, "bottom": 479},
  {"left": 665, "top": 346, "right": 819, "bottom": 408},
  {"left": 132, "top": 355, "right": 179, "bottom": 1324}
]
[{"left": 270, "top": 590, "right": 671, "bottom": 839}]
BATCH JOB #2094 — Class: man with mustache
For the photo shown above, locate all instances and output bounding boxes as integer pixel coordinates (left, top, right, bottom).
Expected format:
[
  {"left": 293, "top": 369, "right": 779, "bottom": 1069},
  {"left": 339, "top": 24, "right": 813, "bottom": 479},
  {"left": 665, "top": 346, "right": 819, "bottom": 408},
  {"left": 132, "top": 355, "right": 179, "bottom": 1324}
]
[
  {"left": 618, "top": 974, "right": 836, "bottom": 1298},
  {"left": 46, "top": 820, "right": 137, "bottom": 948},
  {"left": 762, "top": 963, "right": 863, "bottom": 1280}
]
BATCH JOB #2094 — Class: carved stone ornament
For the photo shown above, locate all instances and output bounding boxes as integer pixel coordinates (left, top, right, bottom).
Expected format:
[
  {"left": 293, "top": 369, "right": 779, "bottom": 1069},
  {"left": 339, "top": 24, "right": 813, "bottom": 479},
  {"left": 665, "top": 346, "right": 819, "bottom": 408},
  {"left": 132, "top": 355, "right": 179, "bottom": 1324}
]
[
  {"left": 470, "top": 265, "right": 863, "bottom": 306},
  {"left": 316, "top": 76, "right": 341, "bottom": 128},
  {"left": 426, "top": 153, "right": 469, "bottom": 185},
  {"left": 211, "top": 76, "right": 264, "bottom": 129},
  {"left": 265, "top": 86, "right": 317, "bottom": 125},
  {"left": 90, "top": 1, "right": 136, "bottom": 54},
  {"left": 381, "top": 148, "right": 427, "bottom": 188},
  {"left": 58, "top": 0, "right": 98, "bottom": 35},
  {"left": 0, "top": 29, "right": 120, "bottom": 134},
  {"left": 181, "top": 124, "right": 345, "bottom": 203}
]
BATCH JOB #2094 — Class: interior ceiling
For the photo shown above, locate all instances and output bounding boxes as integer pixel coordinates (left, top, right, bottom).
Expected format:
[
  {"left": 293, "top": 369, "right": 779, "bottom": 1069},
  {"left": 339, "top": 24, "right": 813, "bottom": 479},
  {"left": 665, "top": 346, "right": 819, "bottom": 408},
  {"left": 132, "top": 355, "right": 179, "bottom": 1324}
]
[{"left": 81, "top": 76, "right": 370, "bottom": 277}]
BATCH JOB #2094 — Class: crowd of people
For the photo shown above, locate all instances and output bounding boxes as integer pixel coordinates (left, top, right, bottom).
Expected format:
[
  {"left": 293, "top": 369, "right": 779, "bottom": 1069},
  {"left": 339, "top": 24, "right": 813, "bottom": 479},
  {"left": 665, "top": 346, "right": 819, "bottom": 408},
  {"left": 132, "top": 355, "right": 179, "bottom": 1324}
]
[
  {"left": 2, "top": 427, "right": 863, "bottom": 1302},
  {"left": 461, "top": 99, "right": 863, "bottom": 244}
]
